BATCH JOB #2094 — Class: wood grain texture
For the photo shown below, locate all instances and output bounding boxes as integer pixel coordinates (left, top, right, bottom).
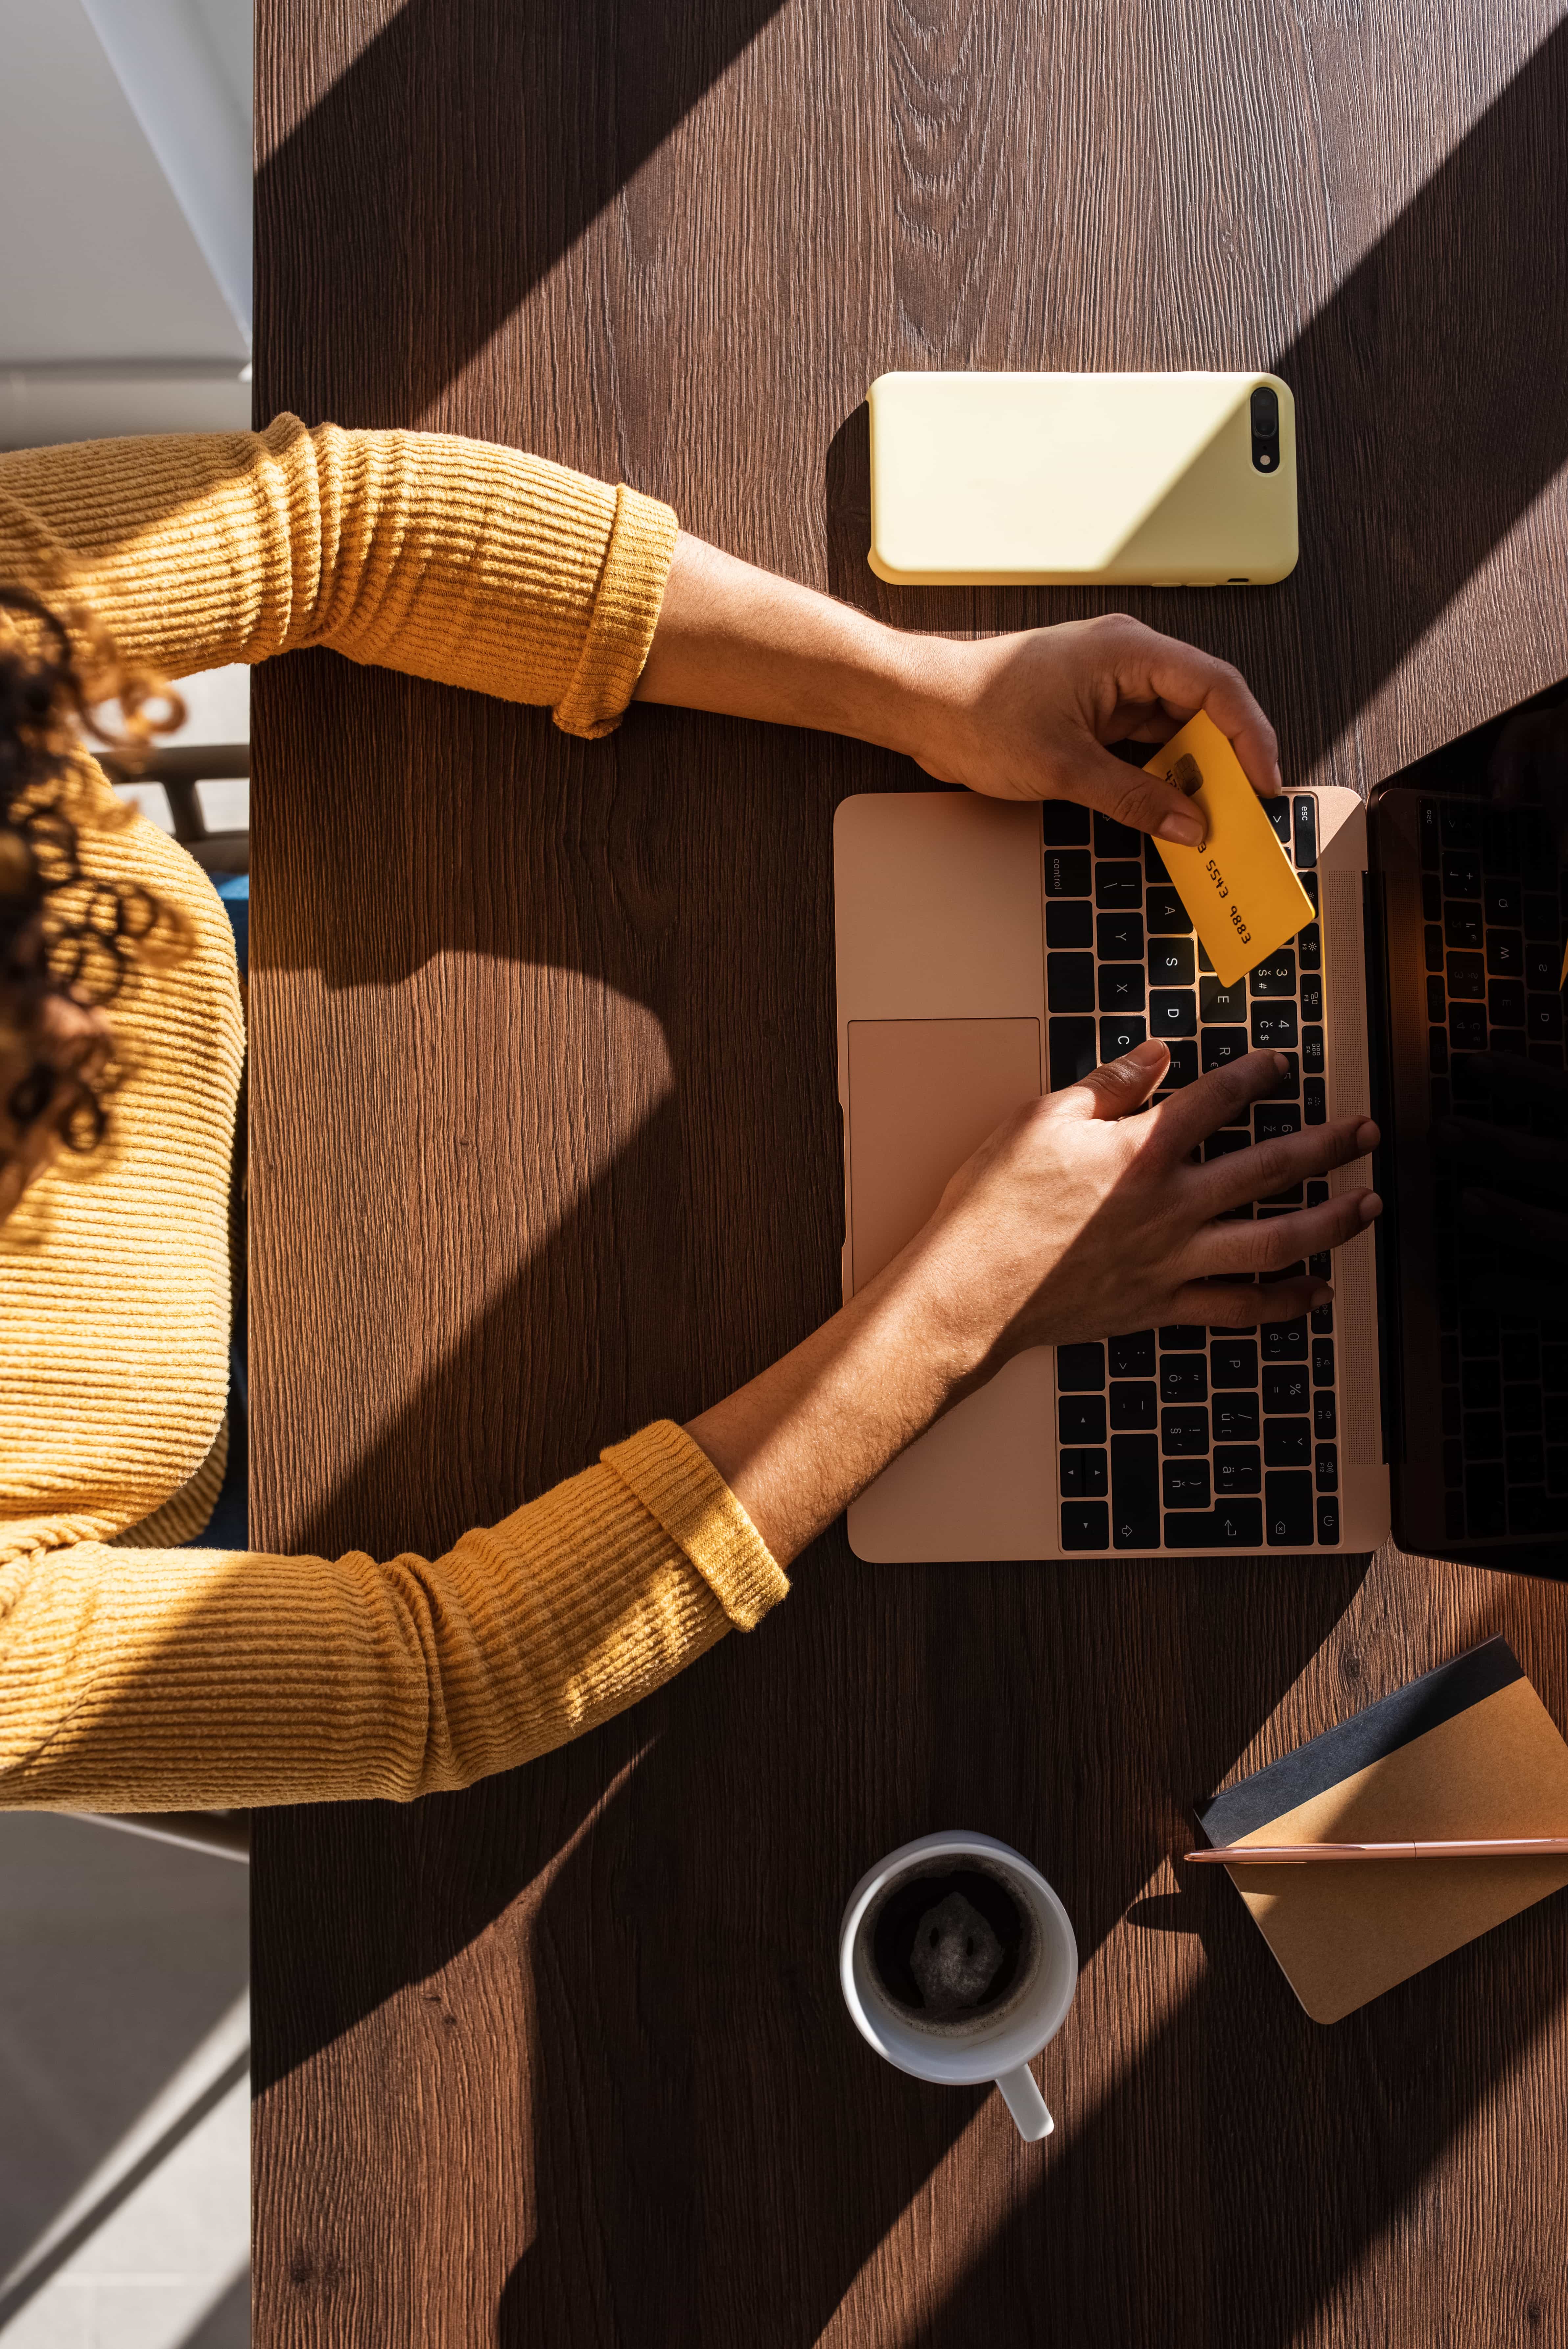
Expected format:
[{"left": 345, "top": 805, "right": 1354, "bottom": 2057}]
[{"left": 251, "top": 2, "right": 1568, "bottom": 2342}]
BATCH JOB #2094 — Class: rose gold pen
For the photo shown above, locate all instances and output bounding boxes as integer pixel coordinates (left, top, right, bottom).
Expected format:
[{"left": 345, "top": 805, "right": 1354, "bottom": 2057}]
[{"left": 1185, "top": 1837, "right": 1568, "bottom": 1864}]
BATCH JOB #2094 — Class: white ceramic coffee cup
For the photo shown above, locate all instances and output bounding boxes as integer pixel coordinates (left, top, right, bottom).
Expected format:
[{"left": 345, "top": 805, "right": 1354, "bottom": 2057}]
[{"left": 839, "top": 1830, "right": 1078, "bottom": 2141}]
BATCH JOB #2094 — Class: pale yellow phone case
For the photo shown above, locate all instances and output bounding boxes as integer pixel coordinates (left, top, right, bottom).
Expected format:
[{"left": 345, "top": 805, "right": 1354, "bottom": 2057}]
[{"left": 866, "top": 370, "right": 1298, "bottom": 587}]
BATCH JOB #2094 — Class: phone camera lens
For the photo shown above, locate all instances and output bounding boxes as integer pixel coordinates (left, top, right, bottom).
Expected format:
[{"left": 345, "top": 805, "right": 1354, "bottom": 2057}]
[{"left": 1250, "top": 386, "right": 1279, "bottom": 431}]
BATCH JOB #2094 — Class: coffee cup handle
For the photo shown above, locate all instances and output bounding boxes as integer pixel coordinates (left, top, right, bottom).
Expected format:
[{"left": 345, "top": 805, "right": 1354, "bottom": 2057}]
[{"left": 995, "top": 2064, "right": 1053, "bottom": 2141}]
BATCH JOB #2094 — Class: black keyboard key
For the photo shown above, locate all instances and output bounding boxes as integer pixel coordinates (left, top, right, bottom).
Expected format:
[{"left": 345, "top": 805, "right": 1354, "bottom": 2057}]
[
  {"left": 1150, "top": 989, "right": 1197, "bottom": 1040},
  {"left": 1266, "top": 800, "right": 1292, "bottom": 851},
  {"left": 1503, "top": 1328, "right": 1541, "bottom": 1383},
  {"left": 1441, "top": 800, "right": 1480, "bottom": 849},
  {"left": 1211, "top": 1338, "right": 1259, "bottom": 1388},
  {"left": 1203, "top": 1027, "right": 1250, "bottom": 1073},
  {"left": 1097, "top": 910, "right": 1144, "bottom": 960},
  {"left": 1214, "top": 1393, "right": 1261, "bottom": 1443},
  {"left": 1110, "top": 1381, "right": 1158, "bottom": 1431},
  {"left": 1423, "top": 873, "right": 1443, "bottom": 922},
  {"left": 1427, "top": 976, "right": 1446, "bottom": 1023},
  {"left": 1445, "top": 904, "right": 1484, "bottom": 952},
  {"left": 1265, "top": 1319, "right": 1310, "bottom": 1362},
  {"left": 1429, "top": 1028, "right": 1449, "bottom": 1075},
  {"left": 1300, "top": 924, "right": 1322, "bottom": 972},
  {"left": 1312, "top": 1301, "right": 1334, "bottom": 1334},
  {"left": 1146, "top": 887, "right": 1192, "bottom": 934},
  {"left": 1545, "top": 1344, "right": 1568, "bottom": 1391},
  {"left": 1254, "top": 1103, "right": 1302, "bottom": 1144},
  {"left": 1303, "top": 1078, "right": 1326, "bottom": 1124},
  {"left": 1529, "top": 993, "right": 1564, "bottom": 1042},
  {"left": 1093, "top": 812, "right": 1142, "bottom": 857},
  {"left": 1061, "top": 1500, "right": 1110, "bottom": 1550},
  {"left": 1159, "top": 1325, "right": 1207, "bottom": 1348},
  {"left": 1204, "top": 1126, "right": 1252, "bottom": 1161},
  {"left": 1251, "top": 1003, "right": 1298, "bottom": 1050},
  {"left": 1524, "top": 893, "right": 1559, "bottom": 942},
  {"left": 1508, "top": 1434, "right": 1545, "bottom": 1485},
  {"left": 1199, "top": 976, "right": 1248, "bottom": 1022},
  {"left": 1045, "top": 849, "right": 1092, "bottom": 897},
  {"left": 1483, "top": 808, "right": 1520, "bottom": 875},
  {"left": 1160, "top": 1354, "right": 1208, "bottom": 1404},
  {"left": 1448, "top": 953, "right": 1485, "bottom": 999},
  {"left": 1148, "top": 937, "right": 1196, "bottom": 988},
  {"left": 1042, "top": 803, "right": 1092, "bottom": 845},
  {"left": 1487, "top": 929, "right": 1525, "bottom": 979},
  {"left": 1264, "top": 1417, "right": 1313, "bottom": 1467},
  {"left": 1047, "top": 899, "right": 1094, "bottom": 948},
  {"left": 1462, "top": 1310, "right": 1499, "bottom": 1355},
  {"left": 1059, "top": 1447, "right": 1109, "bottom": 1498},
  {"left": 1162, "top": 1038, "right": 1200, "bottom": 1088},
  {"left": 1311, "top": 1336, "right": 1334, "bottom": 1384},
  {"left": 1300, "top": 972, "right": 1324, "bottom": 1021},
  {"left": 1214, "top": 1445, "right": 1262, "bottom": 1496},
  {"left": 1465, "top": 1463, "right": 1507, "bottom": 1539},
  {"left": 1424, "top": 924, "right": 1445, "bottom": 973},
  {"left": 1059, "top": 1394, "right": 1107, "bottom": 1445},
  {"left": 1251, "top": 951, "right": 1297, "bottom": 998},
  {"left": 1315, "top": 1444, "right": 1338, "bottom": 1492},
  {"left": 1265, "top": 1469, "right": 1316, "bottom": 1547},
  {"left": 1101, "top": 1015, "right": 1147, "bottom": 1059},
  {"left": 1308, "top": 1179, "right": 1329, "bottom": 1207},
  {"left": 1442, "top": 850, "right": 1481, "bottom": 899},
  {"left": 1110, "top": 1433, "right": 1160, "bottom": 1550},
  {"left": 1165, "top": 1500, "right": 1265, "bottom": 1549},
  {"left": 1163, "top": 1458, "right": 1211, "bottom": 1509},
  {"left": 1506, "top": 1384, "right": 1544, "bottom": 1434},
  {"left": 1420, "top": 801, "right": 1441, "bottom": 865},
  {"left": 1048, "top": 1017, "right": 1096, "bottom": 1090},
  {"left": 1526, "top": 941, "right": 1560, "bottom": 989},
  {"left": 1292, "top": 796, "right": 1317, "bottom": 868},
  {"left": 1301, "top": 1027, "right": 1325, "bottom": 1076},
  {"left": 1109, "top": 1330, "right": 1156, "bottom": 1378},
  {"left": 1490, "top": 980, "right": 1526, "bottom": 1029},
  {"left": 1096, "top": 861, "right": 1143, "bottom": 909},
  {"left": 1462, "top": 1358, "right": 1500, "bottom": 1410},
  {"left": 1550, "top": 1447, "right": 1568, "bottom": 1495},
  {"left": 1314, "top": 1390, "right": 1337, "bottom": 1437},
  {"left": 1099, "top": 963, "right": 1146, "bottom": 1013},
  {"left": 1263, "top": 1364, "right": 1311, "bottom": 1411},
  {"left": 1145, "top": 834, "right": 1170, "bottom": 881},
  {"left": 1450, "top": 1004, "right": 1488, "bottom": 1052},
  {"left": 1057, "top": 1342, "right": 1106, "bottom": 1391},
  {"left": 1317, "top": 1496, "right": 1340, "bottom": 1544},
  {"left": 1485, "top": 875, "right": 1523, "bottom": 926},
  {"left": 1047, "top": 952, "right": 1096, "bottom": 1012}
]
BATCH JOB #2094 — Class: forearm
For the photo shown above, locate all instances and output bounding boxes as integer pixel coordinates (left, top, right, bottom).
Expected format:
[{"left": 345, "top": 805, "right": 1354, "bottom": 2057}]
[
  {"left": 686, "top": 1247, "right": 979, "bottom": 1565},
  {"left": 635, "top": 532, "right": 953, "bottom": 756}
]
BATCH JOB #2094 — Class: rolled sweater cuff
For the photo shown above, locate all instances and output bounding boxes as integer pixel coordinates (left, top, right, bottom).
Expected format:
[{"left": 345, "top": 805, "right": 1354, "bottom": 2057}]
[
  {"left": 552, "top": 484, "right": 679, "bottom": 740},
  {"left": 602, "top": 1420, "right": 789, "bottom": 1631}
]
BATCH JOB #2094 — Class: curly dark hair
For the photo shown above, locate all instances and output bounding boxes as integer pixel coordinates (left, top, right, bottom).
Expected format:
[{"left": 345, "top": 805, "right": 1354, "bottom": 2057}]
[{"left": 0, "top": 586, "right": 189, "bottom": 1163}]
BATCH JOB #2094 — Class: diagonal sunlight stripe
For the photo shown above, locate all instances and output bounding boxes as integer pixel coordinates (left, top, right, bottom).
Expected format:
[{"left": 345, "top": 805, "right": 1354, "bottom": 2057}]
[{"left": 0, "top": 1991, "right": 249, "bottom": 2317}]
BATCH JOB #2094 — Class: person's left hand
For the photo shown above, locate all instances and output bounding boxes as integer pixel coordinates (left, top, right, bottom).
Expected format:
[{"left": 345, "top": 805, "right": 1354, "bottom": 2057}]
[{"left": 904, "top": 612, "right": 1283, "bottom": 846}]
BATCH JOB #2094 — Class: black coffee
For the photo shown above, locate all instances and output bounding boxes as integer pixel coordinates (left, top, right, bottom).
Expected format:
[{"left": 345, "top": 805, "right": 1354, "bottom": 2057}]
[{"left": 871, "top": 1866, "right": 1030, "bottom": 2022}]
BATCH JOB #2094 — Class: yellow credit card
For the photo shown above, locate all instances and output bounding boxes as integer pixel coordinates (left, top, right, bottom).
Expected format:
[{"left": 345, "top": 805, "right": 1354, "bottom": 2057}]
[{"left": 1143, "top": 711, "right": 1315, "bottom": 988}]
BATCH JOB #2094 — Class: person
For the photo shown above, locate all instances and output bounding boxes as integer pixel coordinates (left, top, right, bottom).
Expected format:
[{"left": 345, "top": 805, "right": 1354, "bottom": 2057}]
[{"left": 0, "top": 417, "right": 1380, "bottom": 1811}]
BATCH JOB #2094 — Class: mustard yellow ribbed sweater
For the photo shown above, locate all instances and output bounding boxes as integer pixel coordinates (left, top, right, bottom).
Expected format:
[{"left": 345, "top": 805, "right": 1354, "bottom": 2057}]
[{"left": 0, "top": 416, "right": 788, "bottom": 1811}]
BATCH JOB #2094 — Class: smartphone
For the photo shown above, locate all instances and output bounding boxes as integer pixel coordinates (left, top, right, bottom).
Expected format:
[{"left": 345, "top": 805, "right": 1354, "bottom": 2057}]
[{"left": 866, "top": 370, "right": 1297, "bottom": 587}]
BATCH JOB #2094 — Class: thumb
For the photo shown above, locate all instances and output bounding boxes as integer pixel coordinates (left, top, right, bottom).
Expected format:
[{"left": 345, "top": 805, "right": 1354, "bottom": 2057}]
[
  {"left": 1059, "top": 1037, "right": 1169, "bottom": 1119},
  {"left": 1057, "top": 742, "right": 1207, "bottom": 848}
]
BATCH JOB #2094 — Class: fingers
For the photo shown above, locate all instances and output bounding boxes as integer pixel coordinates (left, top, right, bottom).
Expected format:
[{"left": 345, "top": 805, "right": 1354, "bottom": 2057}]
[
  {"left": 1165, "top": 1277, "right": 1329, "bottom": 1329},
  {"left": 1100, "top": 619, "right": 1283, "bottom": 802},
  {"left": 1051, "top": 739, "right": 1212, "bottom": 848},
  {"left": 1198, "top": 1112, "right": 1380, "bottom": 1217},
  {"left": 1190, "top": 1189, "right": 1380, "bottom": 1280},
  {"left": 1148, "top": 1048, "right": 1314, "bottom": 1158},
  {"left": 1056, "top": 1037, "right": 1168, "bottom": 1119},
  {"left": 1460, "top": 1186, "right": 1568, "bottom": 1267}
]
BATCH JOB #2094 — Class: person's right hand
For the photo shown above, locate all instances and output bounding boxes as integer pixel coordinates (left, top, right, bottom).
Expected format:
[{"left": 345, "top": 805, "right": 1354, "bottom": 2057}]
[{"left": 898, "top": 1038, "right": 1380, "bottom": 1389}]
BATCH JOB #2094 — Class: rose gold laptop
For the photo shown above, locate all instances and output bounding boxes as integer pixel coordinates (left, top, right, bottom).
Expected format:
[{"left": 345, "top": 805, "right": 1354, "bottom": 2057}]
[{"left": 834, "top": 786, "right": 1390, "bottom": 1562}]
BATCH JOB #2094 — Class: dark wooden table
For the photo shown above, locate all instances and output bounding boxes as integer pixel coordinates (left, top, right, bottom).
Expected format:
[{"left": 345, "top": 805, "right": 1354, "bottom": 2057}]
[{"left": 250, "top": 5, "right": 1568, "bottom": 2341}]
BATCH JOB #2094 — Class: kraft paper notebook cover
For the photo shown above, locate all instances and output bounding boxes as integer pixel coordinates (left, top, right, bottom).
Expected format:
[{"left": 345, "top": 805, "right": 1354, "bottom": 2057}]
[{"left": 1196, "top": 1639, "right": 1568, "bottom": 2023}]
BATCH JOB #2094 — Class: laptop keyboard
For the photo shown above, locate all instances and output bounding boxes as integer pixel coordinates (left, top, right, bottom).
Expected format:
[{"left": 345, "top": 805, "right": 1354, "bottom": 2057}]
[
  {"left": 1423, "top": 796, "right": 1568, "bottom": 1542},
  {"left": 1041, "top": 795, "right": 1340, "bottom": 1553}
]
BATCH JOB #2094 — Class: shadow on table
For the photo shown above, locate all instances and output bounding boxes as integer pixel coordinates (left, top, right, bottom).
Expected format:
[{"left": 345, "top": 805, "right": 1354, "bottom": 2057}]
[
  {"left": 254, "top": 0, "right": 787, "bottom": 430},
  {"left": 825, "top": 19, "right": 1568, "bottom": 782}
]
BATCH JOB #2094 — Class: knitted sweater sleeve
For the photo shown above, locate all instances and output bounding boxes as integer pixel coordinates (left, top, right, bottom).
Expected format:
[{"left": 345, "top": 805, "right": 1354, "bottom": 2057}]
[
  {"left": 0, "top": 1424, "right": 789, "bottom": 1809},
  {"left": 0, "top": 413, "right": 678, "bottom": 737}
]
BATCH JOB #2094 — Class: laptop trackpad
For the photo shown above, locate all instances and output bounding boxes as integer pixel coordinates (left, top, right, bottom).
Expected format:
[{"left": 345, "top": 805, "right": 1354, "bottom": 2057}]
[
  {"left": 846, "top": 1017, "right": 1056, "bottom": 1563},
  {"left": 848, "top": 1017, "right": 1042, "bottom": 1288}
]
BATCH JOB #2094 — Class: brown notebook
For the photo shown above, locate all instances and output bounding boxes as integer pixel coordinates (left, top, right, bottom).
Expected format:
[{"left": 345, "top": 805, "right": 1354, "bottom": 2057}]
[{"left": 1196, "top": 1638, "right": 1568, "bottom": 2023}]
